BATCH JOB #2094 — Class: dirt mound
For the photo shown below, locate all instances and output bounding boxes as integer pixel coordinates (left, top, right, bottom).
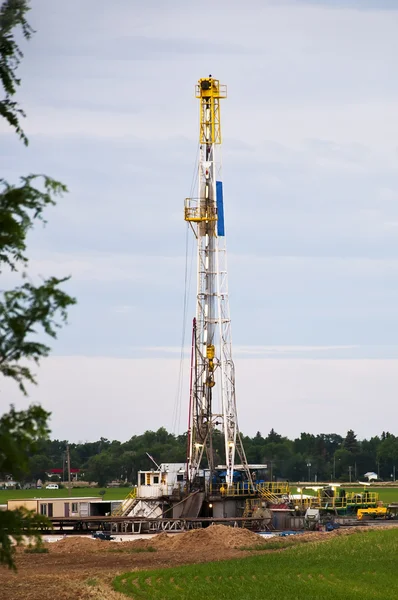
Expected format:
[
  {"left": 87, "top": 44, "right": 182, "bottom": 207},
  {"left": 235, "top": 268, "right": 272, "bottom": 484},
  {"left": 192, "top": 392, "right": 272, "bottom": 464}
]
[
  {"left": 144, "top": 523, "right": 398, "bottom": 552},
  {"left": 41, "top": 523, "right": 398, "bottom": 557},
  {"left": 143, "top": 525, "right": 265, "bottom": 551},
  {"left": 46, "top": 536, "right": 107, "bottom": 554}
]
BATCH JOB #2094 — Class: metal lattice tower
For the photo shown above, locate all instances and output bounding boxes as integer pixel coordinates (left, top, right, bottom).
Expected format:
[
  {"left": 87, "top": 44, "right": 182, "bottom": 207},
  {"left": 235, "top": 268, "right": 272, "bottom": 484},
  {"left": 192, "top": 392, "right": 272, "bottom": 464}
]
[{"left": 185, "top": 76, "right": 251, "bottom": 488}]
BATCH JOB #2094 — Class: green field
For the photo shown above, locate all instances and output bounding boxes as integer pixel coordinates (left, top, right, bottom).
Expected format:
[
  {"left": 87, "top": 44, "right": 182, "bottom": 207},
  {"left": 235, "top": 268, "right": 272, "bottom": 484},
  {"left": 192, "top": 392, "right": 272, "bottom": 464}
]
[
  {"left": 0, "top": 487, "right": 131, "bottom": 503},
  {"left": 113, "top": 528, "right": 398, "bottom": 599},
  {"left": 1, "top": 485, "right": 398, "bottom": 505}
]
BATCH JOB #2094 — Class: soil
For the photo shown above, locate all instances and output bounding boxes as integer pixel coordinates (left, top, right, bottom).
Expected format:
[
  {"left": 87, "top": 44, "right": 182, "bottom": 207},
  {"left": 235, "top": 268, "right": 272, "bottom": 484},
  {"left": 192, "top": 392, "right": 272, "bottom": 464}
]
[{"left": 0, "top": 524, "right": 395, "bottom": 600}]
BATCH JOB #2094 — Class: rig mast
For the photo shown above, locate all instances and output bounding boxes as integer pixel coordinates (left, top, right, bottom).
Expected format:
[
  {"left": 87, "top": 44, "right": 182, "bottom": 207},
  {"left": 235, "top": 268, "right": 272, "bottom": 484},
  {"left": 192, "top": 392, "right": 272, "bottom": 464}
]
[{"left": 185, "top": 76, "right": 251, "bottom": 488}]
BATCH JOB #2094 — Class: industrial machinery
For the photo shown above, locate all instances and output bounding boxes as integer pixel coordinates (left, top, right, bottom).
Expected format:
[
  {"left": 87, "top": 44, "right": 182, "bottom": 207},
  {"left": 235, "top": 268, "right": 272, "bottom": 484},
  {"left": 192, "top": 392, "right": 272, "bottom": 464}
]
[
  {"left": 304, "top": 508, "right": 339, "bottom": 531},
  {"left": 112, "top": 83, "right": 389, "bottom": 528},
  {"left": 304, "top": 508, "right": 321, "bottom": 530},
  {"left": 111, "top": 77, "right": 291, "bottom": 528},
  {"left": 184, "top": 76, "right": 251, "bottom": 490},
  {"left": 294, "top": 484, "right": 381, "bottom": 517},
  {"left": 92, "top": 531, "right": 115, "bottom": 541},
  {"left": 357, "top": 507, "right": 388, "bottom": 520}
]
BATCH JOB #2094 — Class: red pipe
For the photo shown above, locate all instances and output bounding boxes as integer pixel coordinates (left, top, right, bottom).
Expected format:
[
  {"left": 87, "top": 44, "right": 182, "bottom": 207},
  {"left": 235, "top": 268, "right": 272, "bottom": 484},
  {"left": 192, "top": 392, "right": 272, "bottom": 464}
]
[{"left": 186, "top": 318, "right": 196, "bottom": 482}]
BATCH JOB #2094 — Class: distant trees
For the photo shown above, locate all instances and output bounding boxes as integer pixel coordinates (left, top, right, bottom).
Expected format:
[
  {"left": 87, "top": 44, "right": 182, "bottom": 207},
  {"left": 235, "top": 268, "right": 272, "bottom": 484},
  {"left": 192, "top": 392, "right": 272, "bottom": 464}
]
[
  {"left": 85, "top": 453, "right": 119, "bottom": 488},
  {"left": 28, "top": 453, "right": 52, "bottom": 482},
  {"left": 79, "top": 428, "right": 187, "bottom": 487},
  {"left": 7, "top": 426, "right": 398, "bottom": 490},
  {"left": 343, "top": 429, "right": 359, "bottom": 454},
  {"left": 377, "top": 434, "right": 398, "bottom": 474}
]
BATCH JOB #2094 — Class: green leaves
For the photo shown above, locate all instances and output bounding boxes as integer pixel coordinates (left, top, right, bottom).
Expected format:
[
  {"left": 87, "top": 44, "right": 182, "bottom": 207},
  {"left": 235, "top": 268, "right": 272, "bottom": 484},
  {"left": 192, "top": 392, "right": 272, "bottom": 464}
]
[
  {"left": 0, "top": 0, "right": 75, "bottom": 571},
  {"left": 0, "top": 507, "right": 49, "bottom": 570},
  {"left": 0, "top": 97, "right": 27, "bottom": 144},
  {"left": 0, "top": 404, "right": 50, "bottom": 478},
  {"left": 0, "top": 174, "right": 75, "bottom": 393},
  {"left": 0, "top": 277, "right": 76, "bottom": 393},
  {"left": 0, "top": 404, "right": 51, "bottom": 568},
  {"left": 0, "top": 175, "right": 67, "bottom": 271},
  {"left": 0, "top": 0, "right": 33, "bottom": 143},
  {"left": 377, "top": 434, "right": 398, "bottom": 464},
  {"left": 0, "top": 172, "right": 75, "bottom": 396},
  {"left": 0, "top": 3, "right": 76, "bottom": 394},
  {"left": 343, "top": 429, "right": 359, "bottom": 454}
]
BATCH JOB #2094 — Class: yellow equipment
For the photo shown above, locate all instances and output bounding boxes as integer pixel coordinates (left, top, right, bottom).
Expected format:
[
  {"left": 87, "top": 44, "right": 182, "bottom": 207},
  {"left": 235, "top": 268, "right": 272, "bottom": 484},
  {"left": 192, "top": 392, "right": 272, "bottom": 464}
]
[{"left": 357, "top": 506, "right": 387, "bottom": 520}]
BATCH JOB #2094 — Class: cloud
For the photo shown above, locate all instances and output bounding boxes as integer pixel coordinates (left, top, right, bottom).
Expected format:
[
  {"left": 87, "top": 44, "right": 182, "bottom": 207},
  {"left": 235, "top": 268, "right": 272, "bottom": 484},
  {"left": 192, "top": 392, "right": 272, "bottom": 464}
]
[
  {"left": 25, "top": 253, "right": 184, "bottom": 284},
  {"left": 144, "top": 344, "right": 361, "bottom": 358},
  {"left": 2, "top": 0, "right": 398, "bottom": 438},
  {"left": 71, "top": 36, "right": 252, "bottom": 61},
  {"left": 14, "top": 252, "right": 398, "bottom": 283},
  {"left": 112, "top": 305, "right": 136, "bottom": 315},
  {"left": 292, "top": 0, "right": 398, "bottom": 10},
  {"left": 2, "top": 355, "right": 397, "bottom": 441}
]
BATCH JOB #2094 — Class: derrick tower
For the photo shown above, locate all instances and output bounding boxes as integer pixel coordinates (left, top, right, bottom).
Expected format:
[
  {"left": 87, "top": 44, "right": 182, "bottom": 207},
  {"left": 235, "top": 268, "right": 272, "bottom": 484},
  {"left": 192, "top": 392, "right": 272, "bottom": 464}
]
[{"left": 185, "top": 76, "right": 251, "bottom": 488}]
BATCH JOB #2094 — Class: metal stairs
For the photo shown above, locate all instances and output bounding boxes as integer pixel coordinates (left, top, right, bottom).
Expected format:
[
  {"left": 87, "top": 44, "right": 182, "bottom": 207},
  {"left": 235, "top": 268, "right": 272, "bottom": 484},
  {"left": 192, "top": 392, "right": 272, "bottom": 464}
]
[
  {"left": 242, "top": 499, "right": 254, "bottom": 529},
  {"left": 256, "top": 484, "right": 281, "bottom": 504},
  {"left": 112, "top": 488, "right": 138, "bottom": 517}
]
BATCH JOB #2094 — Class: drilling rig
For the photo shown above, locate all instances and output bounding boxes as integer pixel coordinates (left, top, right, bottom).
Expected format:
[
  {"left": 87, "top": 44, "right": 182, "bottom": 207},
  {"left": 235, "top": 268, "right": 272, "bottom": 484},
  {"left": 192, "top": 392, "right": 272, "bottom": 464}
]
[
  {"left": 114, "top": 78, "right": 290, "bottom": 527},
  {"left": 184, "top": 76, "right": 251, "bottom": 491}
]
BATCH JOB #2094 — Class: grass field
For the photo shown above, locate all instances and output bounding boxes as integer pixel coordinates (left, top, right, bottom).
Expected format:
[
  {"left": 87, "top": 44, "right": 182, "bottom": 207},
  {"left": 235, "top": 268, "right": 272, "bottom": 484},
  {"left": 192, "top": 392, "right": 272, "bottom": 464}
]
[
  {"left": 113, "top": 528, "right": 398, "bottom": 599},
  {"left": 0, "top": 487, "right": 131, "bottom": 503},
  {"left": 1, "top": 486, "right": 398, "bottom": 504}
]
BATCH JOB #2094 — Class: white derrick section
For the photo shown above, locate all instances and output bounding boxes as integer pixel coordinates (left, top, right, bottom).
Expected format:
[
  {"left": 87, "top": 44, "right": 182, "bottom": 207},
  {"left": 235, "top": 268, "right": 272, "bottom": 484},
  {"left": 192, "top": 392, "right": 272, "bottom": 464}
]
[{"left": 187, "top": 83, "right": 250, "bottom": 488}]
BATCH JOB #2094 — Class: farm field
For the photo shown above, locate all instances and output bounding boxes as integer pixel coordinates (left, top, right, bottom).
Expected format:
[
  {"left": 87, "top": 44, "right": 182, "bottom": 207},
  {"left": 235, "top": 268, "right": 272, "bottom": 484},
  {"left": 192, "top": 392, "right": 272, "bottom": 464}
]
[
  {"left": 1, "top": 523, "right": 397, "bottom": 600},
  {"left": 0, "top": 487, "right": 130, "bottom": 503},
  {"left": 114, "top": 528, "right": 398, "bottom": 600}
]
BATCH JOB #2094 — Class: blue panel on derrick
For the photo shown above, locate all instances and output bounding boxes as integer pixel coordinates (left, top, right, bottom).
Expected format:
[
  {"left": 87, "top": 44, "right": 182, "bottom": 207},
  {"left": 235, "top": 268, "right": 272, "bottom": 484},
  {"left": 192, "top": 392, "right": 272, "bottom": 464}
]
[{"left": 216, "top": 181, "right": 225, "bottom": 236}]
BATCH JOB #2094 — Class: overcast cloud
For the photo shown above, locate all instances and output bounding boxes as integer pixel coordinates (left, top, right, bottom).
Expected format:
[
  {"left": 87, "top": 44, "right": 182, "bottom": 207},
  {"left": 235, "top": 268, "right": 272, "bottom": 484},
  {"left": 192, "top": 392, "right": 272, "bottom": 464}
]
[{"left": 1, "top": 0, "right": 398, "bottom": 441}]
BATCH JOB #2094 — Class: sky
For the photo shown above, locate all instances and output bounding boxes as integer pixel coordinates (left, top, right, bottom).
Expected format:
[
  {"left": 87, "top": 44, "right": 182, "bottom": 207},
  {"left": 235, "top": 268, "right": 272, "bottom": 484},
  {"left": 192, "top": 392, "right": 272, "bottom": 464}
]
[{"left": 1, "top": 0, "right": 398, "bottom": 443}]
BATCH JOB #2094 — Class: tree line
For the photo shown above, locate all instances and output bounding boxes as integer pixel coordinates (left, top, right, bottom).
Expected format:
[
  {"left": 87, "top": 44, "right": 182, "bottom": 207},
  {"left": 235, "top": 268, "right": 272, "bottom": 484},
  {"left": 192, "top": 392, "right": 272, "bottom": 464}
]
[{"left": 22, "top": 428, "right": 398, "bottom": 487}]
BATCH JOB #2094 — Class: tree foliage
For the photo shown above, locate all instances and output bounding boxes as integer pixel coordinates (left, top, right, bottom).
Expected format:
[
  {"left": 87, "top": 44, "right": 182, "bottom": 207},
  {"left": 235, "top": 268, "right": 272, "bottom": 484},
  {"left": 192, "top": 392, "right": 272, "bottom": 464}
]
[
  {"left": 0, "top": 0, "right": 75, "bottom": 569},
  {"left": 19, "top": 426, "right": 397, "bottom": 489},
  {"left": 0, "top": 176, "right": 75, "bottom": 397},
  {"left": 0, "top": 405, "right": 50, "bottom": 568},
  {"left": 0, "top": 276, "right": 74, "bottom": 392},
  {"left": 0, "top": 1, "right": 76, "bottom": 393},
  {"left": 0, "top": 404, "right": 49, "bottom": 477},
  {"left": 0, "top": 507, "right": 49, "bottom": 569},
  {"left": 377, "top": 434, "right": 398, "bottom": 464},
  {"left": 343, "top": 429, "right": 359, "bottom": 454},
  {"left": 0, "top": 175, "right": 67, "bottom": 271},
  {"left": 0, "top": 0, "right": 33, "bottom": 144}
]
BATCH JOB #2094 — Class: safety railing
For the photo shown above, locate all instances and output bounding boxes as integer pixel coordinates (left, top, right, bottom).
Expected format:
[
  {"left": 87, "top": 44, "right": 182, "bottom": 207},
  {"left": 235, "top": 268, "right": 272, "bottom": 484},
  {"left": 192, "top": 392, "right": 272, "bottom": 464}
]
[
  {"left": 195, "top": 82, "right": 227, "bottom": 99},
  {"left": 209, "top": 482, "right": 257, "bottom": 496},
  {"left": 208, "top": 481, "right": 290, "bottom": 500},
  {"left": 112, "top": 487, "right": 137, "bottom": 516},
  {"left": 345, "top": 492, "right": 378, "bottom": 506},
  {"left": 184, "top": 198, "right": 217, "bottom": 223},
  {"left": 293, "top": 491, "right": 379, "bottom": 511},
  {"left": 260, "top": 482, "right": 290, "bottom": 495}
]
